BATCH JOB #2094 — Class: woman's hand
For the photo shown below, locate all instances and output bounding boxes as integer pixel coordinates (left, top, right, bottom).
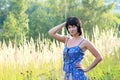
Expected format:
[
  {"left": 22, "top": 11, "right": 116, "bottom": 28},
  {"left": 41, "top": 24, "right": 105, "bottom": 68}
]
[{"left": 75, "top": 62, "right": 88, "bottom": 72}]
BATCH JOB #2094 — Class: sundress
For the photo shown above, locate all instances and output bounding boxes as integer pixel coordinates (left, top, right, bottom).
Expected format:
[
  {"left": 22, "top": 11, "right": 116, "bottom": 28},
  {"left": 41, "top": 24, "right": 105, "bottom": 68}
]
[{"left": 63, "top": 39, "right": 87, "bottom": 80}]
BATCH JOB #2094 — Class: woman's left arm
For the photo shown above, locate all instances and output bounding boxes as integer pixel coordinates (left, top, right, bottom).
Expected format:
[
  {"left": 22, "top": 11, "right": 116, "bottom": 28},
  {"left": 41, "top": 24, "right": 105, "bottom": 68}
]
[{"left": 82, "top": 40, "right": 103, "bottom": 72}]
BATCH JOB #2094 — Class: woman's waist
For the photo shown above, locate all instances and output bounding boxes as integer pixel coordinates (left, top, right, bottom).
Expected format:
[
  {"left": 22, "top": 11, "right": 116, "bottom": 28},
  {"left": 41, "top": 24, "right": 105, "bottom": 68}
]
[
  {"left": 64, "top": 57, "right": 83, "bottom": 64},
  {"left": 63, "top": 62, "right": 82, "bottom": 73}
]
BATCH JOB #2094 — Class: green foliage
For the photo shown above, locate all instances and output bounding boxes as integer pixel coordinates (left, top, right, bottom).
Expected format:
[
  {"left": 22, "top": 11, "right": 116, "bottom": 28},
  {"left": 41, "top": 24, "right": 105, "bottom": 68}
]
[
  {"left": 27, "top": 0, "right": 65, "bottom": 40},
  {"left": 0, "top": 0, "right": 9, "bottom": 28},
  {"left": 79, "top": 0, "right": 116, "bottom": 36},
  {"left": 1, "top": 12, "right": 17, "bottom": 43},
  {"left": 0, "top": 0, "right": 120, "bottom": 43},
  {"left": 9, "top": 0, "right": 29, "bottom": 41},
  {"left": 0, "top": 0, "right": 29, "bottom": 44}
]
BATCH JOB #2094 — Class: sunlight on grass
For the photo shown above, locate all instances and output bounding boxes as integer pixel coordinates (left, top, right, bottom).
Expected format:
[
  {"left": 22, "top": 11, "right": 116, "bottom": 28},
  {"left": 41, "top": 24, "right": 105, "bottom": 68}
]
[{"left": 0, "top": 28, "right": 120, "bottom": 80}]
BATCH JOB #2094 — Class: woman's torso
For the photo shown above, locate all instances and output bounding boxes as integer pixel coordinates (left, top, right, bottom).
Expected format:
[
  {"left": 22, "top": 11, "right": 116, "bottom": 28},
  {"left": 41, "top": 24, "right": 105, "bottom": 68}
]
[
  {"left": 63, "top": 37, "right": 85, "bottom": 72},
  {"left": 63, "top": 37, "right": 87, "bottom": 80}
]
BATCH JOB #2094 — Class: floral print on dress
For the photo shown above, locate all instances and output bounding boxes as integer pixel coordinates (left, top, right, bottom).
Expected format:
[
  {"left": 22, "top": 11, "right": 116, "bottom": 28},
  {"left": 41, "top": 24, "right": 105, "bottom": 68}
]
[{"left": 63, "top": 44, "right": 87, "bottom": 80}]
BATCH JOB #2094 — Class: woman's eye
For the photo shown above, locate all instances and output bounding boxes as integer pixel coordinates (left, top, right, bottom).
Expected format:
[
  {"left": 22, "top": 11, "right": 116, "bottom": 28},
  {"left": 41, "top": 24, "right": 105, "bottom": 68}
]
[
  {"left": 68, "top": 26, "right": 72, "bottom": 28},
  {"left": 68, "top": 26, "right": 70, "bottom": 28}
]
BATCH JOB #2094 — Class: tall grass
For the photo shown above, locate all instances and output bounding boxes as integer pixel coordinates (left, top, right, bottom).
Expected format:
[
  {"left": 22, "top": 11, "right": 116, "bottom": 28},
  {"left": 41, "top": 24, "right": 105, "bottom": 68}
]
[
  {"left": 0, "top": 27, "right": 120, "bottom": 80},
  {"left": 83, "top": 27, "right": 120, "bottom": 79}
]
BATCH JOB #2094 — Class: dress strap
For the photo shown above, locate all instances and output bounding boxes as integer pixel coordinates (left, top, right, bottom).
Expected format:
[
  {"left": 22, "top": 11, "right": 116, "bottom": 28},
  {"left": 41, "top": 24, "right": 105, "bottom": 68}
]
[{"left": 78, "top": 39, "right": 85, "bottom": 46}]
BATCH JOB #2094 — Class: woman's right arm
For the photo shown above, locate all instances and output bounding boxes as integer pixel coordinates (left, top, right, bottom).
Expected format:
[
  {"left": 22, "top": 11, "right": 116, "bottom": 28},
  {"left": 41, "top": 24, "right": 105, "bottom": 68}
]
[{"left": 48, "top": 22, "right": 66, "bottom": 43}]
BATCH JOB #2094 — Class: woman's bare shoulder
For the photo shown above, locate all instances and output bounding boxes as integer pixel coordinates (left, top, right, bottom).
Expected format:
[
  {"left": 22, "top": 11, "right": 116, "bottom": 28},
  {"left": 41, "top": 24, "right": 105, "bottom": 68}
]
[
  {"left": 81, "top": 38, "right": 93, "bottom": 47},
  {"left": 83, "top": 38, "right": 91, "bottom": 44}
]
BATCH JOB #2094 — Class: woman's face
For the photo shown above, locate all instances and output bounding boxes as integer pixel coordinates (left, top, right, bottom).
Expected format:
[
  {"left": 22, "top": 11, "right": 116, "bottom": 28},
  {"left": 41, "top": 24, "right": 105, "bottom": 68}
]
[{"left": 68, "top": 25, "right": 78, "bottom": 36}]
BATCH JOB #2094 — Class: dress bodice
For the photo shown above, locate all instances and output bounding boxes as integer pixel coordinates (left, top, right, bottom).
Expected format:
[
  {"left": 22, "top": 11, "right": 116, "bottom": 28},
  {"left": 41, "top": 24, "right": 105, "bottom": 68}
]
[
  {"left": 63, "top": 45, "right": 84, "bottom": 72},
  {"left": 62, "top": 38, "right": 87, "bottom": 80}
]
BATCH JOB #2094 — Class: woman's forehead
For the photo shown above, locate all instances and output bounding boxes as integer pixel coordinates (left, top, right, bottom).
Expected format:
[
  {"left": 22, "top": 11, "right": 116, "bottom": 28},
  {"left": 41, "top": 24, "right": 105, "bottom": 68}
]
[{"left": 68, "top": 25, "right": 76, "bottom": 27}]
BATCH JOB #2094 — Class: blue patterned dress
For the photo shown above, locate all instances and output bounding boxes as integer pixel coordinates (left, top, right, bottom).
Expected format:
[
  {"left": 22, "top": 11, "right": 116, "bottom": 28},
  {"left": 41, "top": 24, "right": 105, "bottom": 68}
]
[{"left": 63, "top": 39, "right": 87, "bottom": 80}]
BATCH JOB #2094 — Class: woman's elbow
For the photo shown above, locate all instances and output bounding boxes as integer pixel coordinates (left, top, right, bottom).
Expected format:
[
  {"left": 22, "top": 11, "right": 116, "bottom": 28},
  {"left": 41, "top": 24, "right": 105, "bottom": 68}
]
[
  {"left": 98, "top": 56, "right": 103, "bottom": 62},
  {"left": 48, "top": 30, "right": 53, "bottom": 36},
  {"left": 48, "top": 30, "right": 50, "bottom": 35}
]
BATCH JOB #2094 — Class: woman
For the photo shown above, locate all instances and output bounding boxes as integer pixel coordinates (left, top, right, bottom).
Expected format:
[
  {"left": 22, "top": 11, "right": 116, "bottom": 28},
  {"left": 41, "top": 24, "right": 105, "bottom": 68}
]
[{"left": 48, "top": 16, "right": 102, "bottom": 80}]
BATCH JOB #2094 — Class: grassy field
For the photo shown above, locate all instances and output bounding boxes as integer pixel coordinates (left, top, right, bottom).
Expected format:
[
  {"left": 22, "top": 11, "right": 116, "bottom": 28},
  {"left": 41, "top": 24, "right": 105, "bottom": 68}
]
[{"left": 0, "top": 28, "right": 120, "bottom": 80}]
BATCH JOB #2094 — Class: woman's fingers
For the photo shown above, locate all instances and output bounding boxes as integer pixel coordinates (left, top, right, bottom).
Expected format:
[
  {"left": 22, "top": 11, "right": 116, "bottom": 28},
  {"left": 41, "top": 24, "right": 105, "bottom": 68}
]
[
  {"left": 75, "top": 63, "right": 87, "bottom": 72},
  {"left": 75, "top": 63, "right": 82, "bottom": 68}
]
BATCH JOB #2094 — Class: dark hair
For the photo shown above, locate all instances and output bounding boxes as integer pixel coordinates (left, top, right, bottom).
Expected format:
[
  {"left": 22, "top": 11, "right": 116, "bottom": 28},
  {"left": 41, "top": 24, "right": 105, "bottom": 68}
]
[{"left": 65, "top": 16, "right": 82, "bottom": 36}]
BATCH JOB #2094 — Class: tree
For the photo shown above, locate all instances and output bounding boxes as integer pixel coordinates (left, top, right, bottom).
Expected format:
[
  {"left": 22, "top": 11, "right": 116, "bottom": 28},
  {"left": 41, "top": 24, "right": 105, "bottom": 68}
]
[
  {"left": 0, "top": 0, "right": 9, "bottom": 28},
  {"left": 27, "top": 0, "right": 66, "bottom": 41},
  {"left": 0, "top": 0, "right": 29, "bottom": 44},
  {"left": 78, "top": 0, "right": 117, "bottom": 36},
  {"left": 58, "top": 0, "right": 118, "bottom": 37},
  {"left": 1, "top": 12, "right": 17, "bottom": 43}
]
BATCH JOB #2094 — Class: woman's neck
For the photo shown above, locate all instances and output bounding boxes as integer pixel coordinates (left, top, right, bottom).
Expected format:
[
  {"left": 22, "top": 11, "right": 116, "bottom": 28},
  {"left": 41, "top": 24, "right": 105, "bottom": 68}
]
[{"left": 72, "top": 35, "right": 82, "bottom": 40}]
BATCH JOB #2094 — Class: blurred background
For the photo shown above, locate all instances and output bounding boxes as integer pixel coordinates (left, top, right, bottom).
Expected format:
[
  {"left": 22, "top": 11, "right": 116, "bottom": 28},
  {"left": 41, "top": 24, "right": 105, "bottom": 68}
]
[{"left": 0, "top": 0, "right": 120, "bottom": 80}]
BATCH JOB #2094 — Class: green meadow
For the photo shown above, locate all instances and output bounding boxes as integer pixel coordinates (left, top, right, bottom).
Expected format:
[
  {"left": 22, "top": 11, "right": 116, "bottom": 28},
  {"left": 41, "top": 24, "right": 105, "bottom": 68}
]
[{"left": 0, "top": 28, "right": 120, "bottom": 80}]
